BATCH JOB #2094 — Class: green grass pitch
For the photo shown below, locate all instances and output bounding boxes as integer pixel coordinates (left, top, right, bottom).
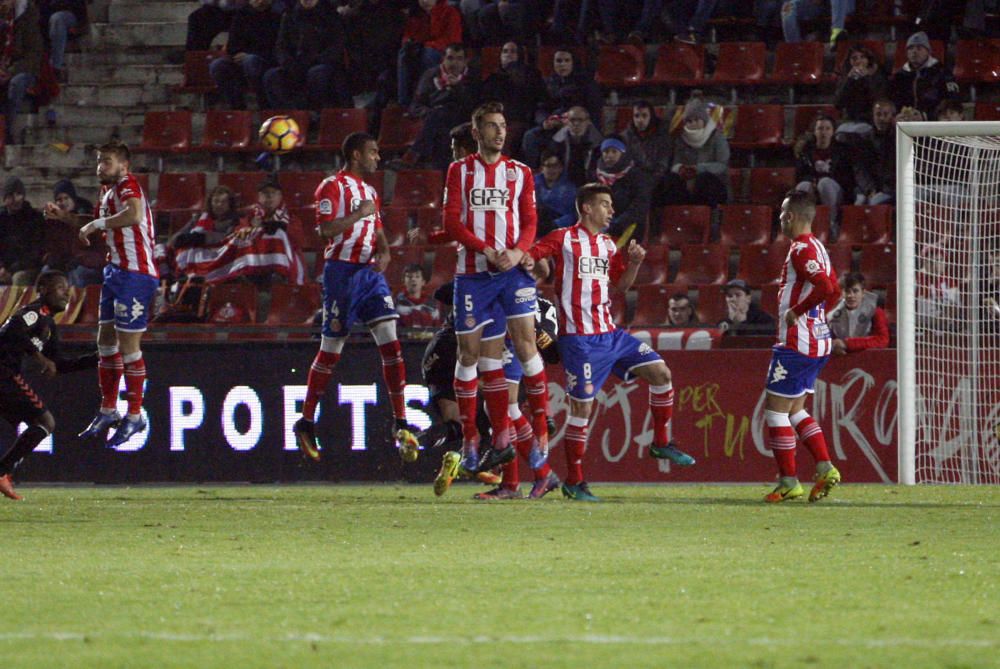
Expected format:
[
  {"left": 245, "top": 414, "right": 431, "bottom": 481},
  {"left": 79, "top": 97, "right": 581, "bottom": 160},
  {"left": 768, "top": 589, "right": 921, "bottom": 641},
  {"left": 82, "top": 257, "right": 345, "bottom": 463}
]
[{"left": 2, "top": 484, "right": 998, "bottom": 668}]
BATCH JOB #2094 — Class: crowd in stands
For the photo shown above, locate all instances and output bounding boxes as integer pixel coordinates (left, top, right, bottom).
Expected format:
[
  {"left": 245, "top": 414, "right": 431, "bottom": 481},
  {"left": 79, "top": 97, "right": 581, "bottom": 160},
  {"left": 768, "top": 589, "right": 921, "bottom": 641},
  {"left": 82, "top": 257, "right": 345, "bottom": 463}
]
[{"left": 3, "top": 0, "right": 997, "bottom": 339}]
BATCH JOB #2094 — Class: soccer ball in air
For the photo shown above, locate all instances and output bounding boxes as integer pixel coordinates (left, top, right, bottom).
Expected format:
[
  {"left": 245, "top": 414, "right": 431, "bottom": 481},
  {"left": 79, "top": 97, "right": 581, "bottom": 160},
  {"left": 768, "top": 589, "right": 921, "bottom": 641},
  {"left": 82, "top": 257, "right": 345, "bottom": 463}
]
[{"left": 259, "top": 115, "right": 302, "bottom": 154}]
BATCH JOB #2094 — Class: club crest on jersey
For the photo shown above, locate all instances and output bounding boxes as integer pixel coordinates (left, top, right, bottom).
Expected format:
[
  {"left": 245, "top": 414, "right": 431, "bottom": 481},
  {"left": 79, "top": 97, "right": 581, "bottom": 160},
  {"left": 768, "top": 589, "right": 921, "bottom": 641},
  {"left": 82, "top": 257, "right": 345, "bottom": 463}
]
[
  {"left": 505, "top": 168, "right": 517, "bottom": 181},
  {"left": 577, "top": 255, "right": 610, "bottom": 280},
  {"left": 469, "top": 187, "right": 510, "bottom": 211}
]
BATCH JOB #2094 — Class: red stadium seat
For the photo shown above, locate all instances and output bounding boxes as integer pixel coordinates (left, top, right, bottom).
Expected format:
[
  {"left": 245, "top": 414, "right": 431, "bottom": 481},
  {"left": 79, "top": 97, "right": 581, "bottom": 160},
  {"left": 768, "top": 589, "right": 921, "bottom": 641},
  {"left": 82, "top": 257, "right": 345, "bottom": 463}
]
[
  {"left": 381, "top": 207, "right": 412, "bottom": 246},
  {"left": 975, "top": 102, "right": 1000, "bottom": 120},
  {"left": 535, "top": 46, "right": 586, "bottom": 78},
  {"left": 377, "top": 106, "right": 423, "bottom": 153},
  {"left": 278, "top": 171, "right": 326, "bottom": 209},
  {"left": 649, "top": 42, "right": 705, "bottom": 86},
  {"left": 673, "top": 244, "right": 728, "bottom": 285},
  {"left": 612, "top": 106, "right": 633, "bottom": 132},
  {"left": 736, "top": 242, "right": 790, "bottom": 286},
  {"left": 826, "top": 243, "right": 854, "bottom": 277},
  {"left": 748, "top": 167, "right": 796, "bottom": 206},
  {"left": 175, "top": 50, "right": 217, "bottom": 94},
  {"left": 759, "top": 283, "right": 779, "bottom": 316},
  {"left": 288, "top": 209, "right": 323, "bottom": 252},
  {"left": 384, "top": 246, "right": 429, "bottom": 290},
  {"left": 790, "top": 105, "right": 839, "bottom": 141},
  {"left": 265, "top": 284, "right": 322, "bottom": 325},
  {"left": 217, "top": 172, "right": 266, "bottom": 208},
  {"left": 205, "top": 283, "right": 258, "bottom": 324},
  {"left": 857, "top": 244, "right": 897, "bottom": 287},
  {"left": 197, "top": 110, "right": 253, "bottom": 152},
  {"left": 769, "top": 41, "right": 824, "bottom": 85},
  {"left": 719, "top": 205, "right": 773, "bottom": 246},
  {"left": 134, "top": 173, "right": 151, "bottom": 198},
  {"left": 954, "top": 39, "right": 1000, "bottom": 85},
  {"left": 654, "top": 206, "right": 710, "bottom": 245},
  {"left": 478, "top": 46, "right": 502, "bottom": 80},
  {"left": 838, "top": 205, "right": 894, "bottom": 245},
  {"left": 610, "top": 291, "right": 628, "bottom": 327},
  {"left": 728, "top": 168, "right": 747, "bottom": 202},
  {"left": 429, "top": 244, "right": 457, "bottom": 287},
  {"left": 155, "top": 172, "right": 206, "bottom": 213},
  {"left": 883, "top": 283, "right": 897, "bottom": 324},
  {"left": 712, "top": 42, "right": 766, "bottom": 86},
  {"left": 833, "top": 40, "right": 885, "bottom": 73},
  {"left": 311, "top": 107, "right": 368, "bottom": 152},
  {"left": 595, "top": 45, "right": 645, "bottom": 88},
  {"left": 812, "top": 205, "right": 832, "bottom": 243},
  {"left": 391, "top": 169, "right": 443, "bottom": 209},
  {"left": 75, "top": 285, "right": 103, "bottom": 325},
  {"left": 731, "top": 105, "right": 785, "bottom": 150},
  {"left": 696, "top": 285, "right": 727, "bottom": 325},
  {"left": 633, "top": 285, "right": 687, "bottom": 325},
  {"left": 414, "top": 206, "right": 445, "bottom": 242},
  {"left": 368, "top": 170, "right": 386, "bottom": 200},
  {"left": 135, "top": 110, "right": 192, "bottom": 154},
  {"left": 632, "top": 244, "right": 669, "bottom": 286},
  {"left": 892, "top": 38, "right": 945, "bottom": 72}
]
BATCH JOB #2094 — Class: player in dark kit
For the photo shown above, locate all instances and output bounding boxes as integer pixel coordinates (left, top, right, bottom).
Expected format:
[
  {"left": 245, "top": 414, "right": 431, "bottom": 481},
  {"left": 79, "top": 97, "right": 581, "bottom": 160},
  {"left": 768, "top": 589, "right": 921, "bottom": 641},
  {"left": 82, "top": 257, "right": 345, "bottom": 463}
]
[{"left": 0, "top": 271, "right": 98, "bottom": 500}]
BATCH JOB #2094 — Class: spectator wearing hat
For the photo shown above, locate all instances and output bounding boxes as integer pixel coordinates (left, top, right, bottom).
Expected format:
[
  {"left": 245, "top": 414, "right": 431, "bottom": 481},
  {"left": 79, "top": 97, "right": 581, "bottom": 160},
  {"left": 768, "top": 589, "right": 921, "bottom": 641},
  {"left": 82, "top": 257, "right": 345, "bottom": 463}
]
[
  {"left": 208, "top": 0, "right": 281, "bottom": 109},
  {"left": 717, "top": 279, "right": 776, "bottom": 336},
  {"left": 0, "top": 0, "right": 43, "bottom": 144},
  {"left": 659, "top": 96, "right": 730, "bottom": 208},
  {"left": 395, "top": 263, "right": 442, "bottom": 328},
  {"left": 0, "top": 176, "right": 45, "bottom": 285},
  {"left": 43, "top": 178, "right": 102, "bottom": 287},
  {"left": 240, "top": 176, "right": 293, "bottom": 236},
  {"left": 828, "top": 272, "right": 889, "bottom": 354},
  {"left": 535, "top": 149, "right": 577, "bottom": 236},
  {"left": 889, "top": 31, "right": 960, "bottom": 122},
  {"left": 591, "top": 136, "right": 652, "bottom": 241}
]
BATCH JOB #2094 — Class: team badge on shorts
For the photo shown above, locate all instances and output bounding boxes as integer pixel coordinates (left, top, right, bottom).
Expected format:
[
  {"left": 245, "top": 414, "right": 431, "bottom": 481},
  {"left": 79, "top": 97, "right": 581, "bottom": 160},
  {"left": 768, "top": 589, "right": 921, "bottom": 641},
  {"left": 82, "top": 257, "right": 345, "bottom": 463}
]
[
  {"left": 465, "top": 316, "right": 476, "bottom": 329},
  {"left": 329, "top": 318, "right": 341, "bottom": 332}
]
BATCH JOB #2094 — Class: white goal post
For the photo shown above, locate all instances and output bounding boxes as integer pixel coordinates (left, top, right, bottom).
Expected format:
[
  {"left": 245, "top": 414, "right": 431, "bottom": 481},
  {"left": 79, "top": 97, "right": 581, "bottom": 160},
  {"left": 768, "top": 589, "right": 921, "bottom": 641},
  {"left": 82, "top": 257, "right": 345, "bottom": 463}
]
[{"left": 897, "top": 121, "right": 1000, "bottom": 485}]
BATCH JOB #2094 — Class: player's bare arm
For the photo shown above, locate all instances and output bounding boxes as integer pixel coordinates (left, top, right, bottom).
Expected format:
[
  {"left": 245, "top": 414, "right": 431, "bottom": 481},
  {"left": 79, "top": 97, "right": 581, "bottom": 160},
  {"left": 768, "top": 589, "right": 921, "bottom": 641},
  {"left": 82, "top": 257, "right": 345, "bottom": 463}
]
[
  {"left": 44, "top": 202, "right": 89, "bottom": 227},
  {"left": 616, "top": 239, "right": 645, "bottom": 292},
  {"left": 319, "top": 199, "right": 376, "bottom": 239},
  {"left": 373, "top": 229, "right": 391, "bottom": 273},
  {"left": 78, "top": 197, "right": 142, "bottom": 245}
]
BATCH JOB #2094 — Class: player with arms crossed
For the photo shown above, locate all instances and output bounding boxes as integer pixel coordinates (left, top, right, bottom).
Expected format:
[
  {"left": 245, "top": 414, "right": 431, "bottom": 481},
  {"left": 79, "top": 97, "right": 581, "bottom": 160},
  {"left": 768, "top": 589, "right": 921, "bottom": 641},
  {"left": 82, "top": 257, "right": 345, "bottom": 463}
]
[
  {"left": 529, "top": 183, "right": 695, "bottom": 502},
  {"left": 0, "top": 271, "right": 98, "bottom": 500},
  {"left": 293, "top": 132, "right": 417, "bottom": 460},
  {"left": 762, "top": 190, "right": 842, "bottom": 503},
  {"left": 47, "top": 141, "right": 159, "bottom": 446},
  {"left": 434, "top": 101, "right": 551, "bottom": 491}
]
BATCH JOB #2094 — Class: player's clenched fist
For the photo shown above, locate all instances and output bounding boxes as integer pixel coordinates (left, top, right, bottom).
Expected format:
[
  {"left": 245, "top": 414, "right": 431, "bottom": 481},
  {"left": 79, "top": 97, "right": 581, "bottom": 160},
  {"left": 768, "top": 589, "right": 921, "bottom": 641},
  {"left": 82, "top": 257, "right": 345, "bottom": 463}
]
[{"left": 625, "top": 239, "right": 645, "bottom": 265}]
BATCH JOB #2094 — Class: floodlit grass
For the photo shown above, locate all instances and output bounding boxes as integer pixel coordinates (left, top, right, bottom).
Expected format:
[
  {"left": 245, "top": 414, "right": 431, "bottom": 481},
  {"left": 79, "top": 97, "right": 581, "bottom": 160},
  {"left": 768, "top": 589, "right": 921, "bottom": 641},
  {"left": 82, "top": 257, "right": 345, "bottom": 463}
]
[{"left": 1, "top": 484, "right": 997, "bottom": 668}]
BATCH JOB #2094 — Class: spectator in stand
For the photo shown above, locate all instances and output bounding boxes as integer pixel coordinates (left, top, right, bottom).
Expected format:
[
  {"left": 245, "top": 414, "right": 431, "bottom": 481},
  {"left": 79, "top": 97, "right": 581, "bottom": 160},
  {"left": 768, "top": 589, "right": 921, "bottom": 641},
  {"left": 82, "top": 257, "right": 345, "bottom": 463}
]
[
  {"left": 828, "top": 272, "right": 890, "bottom": 354},
  {"left": 209, "top": 0, "right": 280, "bottom": 109},
  {"left": 43, "top": 179, "right": 103, "bottom": 287},
  {"left": 717, "top": 278, "right": 776, "bottom": 336},
  {"left": 38, "top": 0, "right": 86, "bottom": 79},
  {"left": 660, "top": 97, "right": 730, "bottom": 208},
  {"left": 548, "top": 106, "right": 602, "bottom": 188},
  {"left": 535, "top": 149, "right": 577, "bottom": 236},
  {"left": 914, "top": 0, "right": 986, "bottom": 41},
  {"left": 263, "top": 0, "right": 351, "bottom": 110},
  {"left": 336, "top": 0, "right": 406, "bottom": 100},
  {"left": 0, "top": 177, "right": 46, "bottom": 286},
  {"left": 480, "top": 42, "right": 545, "bottom": 131},
  {"left": 794, "top": 114, "right": 853, "bottom": 228},
  {"left": 396, "top": 0, "right": 462, "bottom": 108},
  {"left": 770, "top": 0, "right": 855, "bottom": 45},
  {"left": 0, "top": 0, "right": 43, "bottom": 144},
  {"left": 934, "top": 99, "right": 965, "bottom": 122},
  {"left": 621, "top": 100, "right": 672, "bottom": 180},
  {"left": 185, "top": 0, "right": 245, "bottom": 51},
  {"left": 460, "top": 0, "right": 535, "bottom": 46},
  {"left": 853, "top": 99, "right": 896, "bottom": 205},
  {"left": 242, "top": 176, "right": 292, "bottom": 236},
  {"left": 671, "top": 0, "right": 720, "bottom": 45},
  {"left": 520, "top": 48, "right": 601, "bottom": 167},
  {"left": 889, "top": 31, "right": 960, "bottom": 122},
  {"left": 169, "top": 186, "right": 242, "bottom": 248},
  {"left": 834, "top": 43, "right": 886, "bottom": 136},
  {"left": 395, "top": 263, "right": 442, "bottom": 327},
  {"left": 916, "top": 242, "right": 960, "bottom": 332},
  {"left": 591, "top": 137, "right": 652, "bottom": 242},
  {"left": 664, "top": 292, "right": 703, "bottom": 328}
]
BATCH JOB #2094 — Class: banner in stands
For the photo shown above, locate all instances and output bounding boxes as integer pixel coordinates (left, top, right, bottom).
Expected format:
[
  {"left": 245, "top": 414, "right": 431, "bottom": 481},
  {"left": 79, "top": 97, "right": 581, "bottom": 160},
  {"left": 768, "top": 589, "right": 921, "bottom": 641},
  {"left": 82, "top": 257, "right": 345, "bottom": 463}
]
[{"left": 4, "top": 342, "right": 898, "bottom": 484}]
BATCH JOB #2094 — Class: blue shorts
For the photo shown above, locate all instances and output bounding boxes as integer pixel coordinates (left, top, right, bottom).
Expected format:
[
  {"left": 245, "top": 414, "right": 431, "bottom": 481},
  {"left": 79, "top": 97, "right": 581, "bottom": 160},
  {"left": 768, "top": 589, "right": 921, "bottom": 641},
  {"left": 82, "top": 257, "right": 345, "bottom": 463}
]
[
  {"left": 765, "top": 346, "right": 829, "bottom": 398},
  {"left": 454, "top": 268, "right": 537, "bottom": 337},
  {"left": 322, "top": 260, "right": 397, "bottom": 338},
  {"left": 99, "top": 264, "right": 159, "bottom": 332},
  {"left": 558, "top": 330, "right": 663, "bottom": 401}
]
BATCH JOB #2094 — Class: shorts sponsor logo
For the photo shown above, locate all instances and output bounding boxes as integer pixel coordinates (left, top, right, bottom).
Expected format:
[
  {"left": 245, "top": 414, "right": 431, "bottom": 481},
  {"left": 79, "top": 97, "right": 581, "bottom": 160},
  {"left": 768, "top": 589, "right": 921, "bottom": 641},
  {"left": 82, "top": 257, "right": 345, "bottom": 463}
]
[
  {"left": 514, "top": 286, "right": 537, "bottom": 303},
  {"left": 577, "top": 255, "right": 610, "bottom": 280},
  {"left": 465, "top": 316, "right": 476, "bottom": 329},
  {"left": 468, "top": 187, "right": 510, "bottom": 211},
  {"left": 318, "top": 199, "right": 333, "bottom": 215}
]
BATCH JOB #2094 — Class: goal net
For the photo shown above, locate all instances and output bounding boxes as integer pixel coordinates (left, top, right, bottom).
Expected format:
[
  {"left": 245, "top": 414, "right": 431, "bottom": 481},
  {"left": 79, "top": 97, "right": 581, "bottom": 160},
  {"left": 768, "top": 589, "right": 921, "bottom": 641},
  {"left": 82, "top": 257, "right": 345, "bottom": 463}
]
[{"left": 897, "top": 121, "right": 1000, "bottom": 484}]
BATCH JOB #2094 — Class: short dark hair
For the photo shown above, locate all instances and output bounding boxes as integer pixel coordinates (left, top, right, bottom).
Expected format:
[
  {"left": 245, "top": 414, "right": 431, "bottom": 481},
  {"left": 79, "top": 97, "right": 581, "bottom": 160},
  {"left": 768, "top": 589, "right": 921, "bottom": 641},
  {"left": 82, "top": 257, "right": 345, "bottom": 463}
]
[
  {"left": 842, "top": 272, "right": 866, "bottom": 290},
  {"left": 669, "top": 293, "right": 691, "bottom": 305},
  {"left": 935, "top": 99, "right": 964, "bottom": 120},
  {"left": 449, "top": 122, "right": 477, "bottom": 154},
  {"left": 98, "top": 140, "right": 130, "bottom": 163},
  {"left": 35, "top": 270, "right": 67, "bottom": 291},
  {"left": 813, "top": 113, "right": 837, "bottom": 131},
  {"left": 632, "top": 99, "right": 654, "bottom": 113},
  {"left": 575, "top": 182, "right": 613, "bottom": 216},
  {"left": 445, "top": 43, "right": 466, "bottom": 55},
  {"left": 472, "top": 101, "right": 505, "bottom": 129},
  {"left": 539, "top": 149, "right": 562, "bottom": 166},
  {"left": 403, "top": 263, "right": 426, "bottom": 279},
  {"left": 342, "top": 132, "right": 376, "bottom": 162},
  {"left": 784, "top": 189, "right": 817, "bottom": 219}
]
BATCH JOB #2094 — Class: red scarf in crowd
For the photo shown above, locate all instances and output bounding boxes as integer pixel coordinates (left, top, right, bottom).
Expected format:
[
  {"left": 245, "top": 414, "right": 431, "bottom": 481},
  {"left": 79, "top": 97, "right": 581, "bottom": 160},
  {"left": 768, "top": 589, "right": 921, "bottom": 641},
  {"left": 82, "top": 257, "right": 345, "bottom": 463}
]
[{"left": 434, "top": 64, "right": 467, "bottom": 90}]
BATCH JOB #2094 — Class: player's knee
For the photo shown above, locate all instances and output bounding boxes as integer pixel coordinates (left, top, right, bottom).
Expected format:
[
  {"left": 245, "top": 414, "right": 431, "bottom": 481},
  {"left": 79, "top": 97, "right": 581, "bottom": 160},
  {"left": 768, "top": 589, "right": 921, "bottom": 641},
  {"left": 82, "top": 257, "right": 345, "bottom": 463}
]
[
  {"left": 457, "top": 351, "right": 479, "bottom": 367},
  {"left": 569, "top": 398, "right": 592, "bottom": 418},
  {"left": 649, "top": 363, "right": 671, "bottom": 386}
]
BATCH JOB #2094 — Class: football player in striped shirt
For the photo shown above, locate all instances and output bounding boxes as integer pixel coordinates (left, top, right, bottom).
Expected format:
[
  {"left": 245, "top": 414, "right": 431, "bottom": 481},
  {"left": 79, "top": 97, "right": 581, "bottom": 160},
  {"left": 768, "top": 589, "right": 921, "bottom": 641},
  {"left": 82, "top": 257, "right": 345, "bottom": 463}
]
[
  {"left": 528, "top": 183, "right": 695, "bottom": 502},
  {"left": 762, "top": 190, "right": 842, "bottom": 503}
]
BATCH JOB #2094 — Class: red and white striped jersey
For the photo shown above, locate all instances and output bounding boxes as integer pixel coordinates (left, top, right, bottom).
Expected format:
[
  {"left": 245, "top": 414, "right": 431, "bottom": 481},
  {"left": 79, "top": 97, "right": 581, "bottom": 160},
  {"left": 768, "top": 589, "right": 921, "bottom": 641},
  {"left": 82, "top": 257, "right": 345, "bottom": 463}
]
[
  {"left": 777, "top": 233, "right": 838, "bottom": 357},
  {"left": 315, "top": 170, "right": 382, "bottom": 264},
  {"left": 530, "top": 224, "right": 625, "bottom": 336},
  {"left": 443, "top": 153, "right": 537, "bottom": 275},
  {"left": 96, "top": 174, "right": 157, "bottom": 277}
]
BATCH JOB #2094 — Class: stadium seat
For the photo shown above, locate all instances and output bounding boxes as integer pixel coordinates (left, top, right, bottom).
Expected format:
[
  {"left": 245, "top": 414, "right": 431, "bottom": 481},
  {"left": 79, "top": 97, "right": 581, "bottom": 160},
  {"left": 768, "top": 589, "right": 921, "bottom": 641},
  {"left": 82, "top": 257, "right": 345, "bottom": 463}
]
[
  {"left": 205, "top": 283, "right": 258, "bottom": 324},
  {"left": 833, "top": 40, "right": 885, "bottom": 72},
  {"left": 649, "top": 42, "right": 705, "bottom": 86},
  {"left": 632, "top": 244, "right": 669, "bottom": 286},
  {"left": 736, "top": 242, "right": 790, "bottom": 286},
  {"left": 769, "top": 41, "right": 824, "bottom": 85},
  {"left": 174, "top": 50, "right": 217, "bottom": 94},
  {"left": 155, "top": 172, "right": 206, "bottom": 213},
  {"left": 654, "top": 206, "right": 710, "bottom": 245},
  {"left": 429, "top": 244, "right": 458, "bottom": 287},
  {"left": 954, "top": 39, "right": 1000, "bottom": 85},
  {"left": 75, "top": 285, "right": 103, "bottom": 325},
  {"left": 310, "top": 107, "right": 368, "bottom": 152},
  {"left": 759, "top": 283, "right": 779, "bottom": 316},
  {"left": 384, "top": 246, "right": 429, "bottom": 290},
  {"left": 748, "top": 167, "right": 796, "bottom": 206},
  {"left": 259, "top": 109, "right": 311, "bottom": 141},
  {"left": 478, "top": 46, "right": 502, "bottom": 80},
  {"left": 134, "top": 173, "right": 151, "bottom": 198},
  {"left": 278, "top": 171, "right": 325, "bottom": 209},
  {"left": 696, "top": 285, "right": 727, "bottom": 325},
  {"left": 197, "top": 110, "right": 253, "bottom": 152},
  {"left": 381, "top": 207, "right": 412, "bottom": 246},
  {"left": 719, "top": 205, "right": 773, "bottom": 246},
  {"left": 728, "top": 168, "right": 747, "bottom": 202},
  {"left": 813, "top": 205, "right": 832, "bottom": 243},
  {"left": 288, "top": 209, "right": 323, "bottom": 252},
  {"left": 535, "top": 46, "right": 586, "bottom": 78},
  {"left": 135, "top": 110, "right": 193, "bottom": 154},
  {"left": 826, "top": 243, "right": 854, "bottom": 277},
  {"left": 0, "top": 286, "right": 24, "bottom": 324},
  {"left": 265, "top": 284, "right": 322, "bottom": 325},
  {"left": 883, "top": 283, "right": 897, "bottom": 324},
  {"left": 414, "top": 206, "right": 445, "bottom": 242},
  {"left": 790, "top": 105, "right": 839, "bottom": 141},
  {"left": 975, "top": 102, "right": 1000, "bottom": 120},
  {"left": 838, "top": 205, "right": 894, "bottom": 245},
  {"left": 857, "top": 244, "right": 897, "bottom": 287},
  {"left": 217, "top": 172, "right": 266, "bottom": 208},
  {"left": 610, "top": 291, "right": 628, "bottom": 327},
  {"left": 377, "top": 106, "right": 423, "bottom": 153},
  {"left": 711, "top": 42, "right": 766, "bottom": 86},
  {"left": 368, "top": 170, "right": 387, "bottom": 199},
  {"left": 892, "top": 39, "right": 945, "bottom": 72},
  {"left": 633, "top": 285, "right": 686, "bottom": 325},
  {"left": 730, "top": 105, "right": 785, "bottom": 150},
  {"left": 391, "top": 169, "right": 443, "bottom": 209},
  {"left": 673, "top": 244, "right": 728, "bottom": 285},
  {"left": 594, "top": 45, "right": 645, "bottom": 88}
]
